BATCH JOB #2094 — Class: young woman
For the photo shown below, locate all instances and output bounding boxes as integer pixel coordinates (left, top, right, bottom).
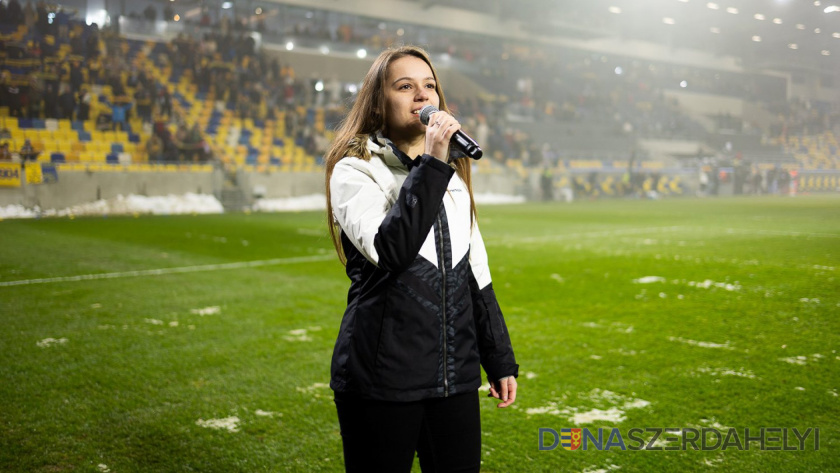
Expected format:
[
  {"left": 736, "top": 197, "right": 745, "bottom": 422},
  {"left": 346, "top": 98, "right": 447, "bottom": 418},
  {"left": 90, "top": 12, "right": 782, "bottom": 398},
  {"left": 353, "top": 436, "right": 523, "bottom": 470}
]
[{"left": 324, "top": 46, "right": 519, "bottom": 473}]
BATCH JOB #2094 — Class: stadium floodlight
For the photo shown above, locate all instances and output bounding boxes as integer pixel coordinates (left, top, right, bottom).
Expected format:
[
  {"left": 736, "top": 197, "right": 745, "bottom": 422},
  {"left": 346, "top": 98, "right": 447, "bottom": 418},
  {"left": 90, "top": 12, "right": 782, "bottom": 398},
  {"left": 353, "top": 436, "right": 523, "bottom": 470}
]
[
  {"left": 752, "top": 35, "right": 762, "bottom": 42},
  {"left": 822, "top": 49, "right": 831, "bottom": 55},
  {"left": 788, "top": 43, "right": 798, "bottom": 49},
  {"left": 221, "top": 1, "right": 233, "bottom": 9},
  {"left": 833, "top": 32, "right": 840, "bottom": 38},
  {"left": 315, "top": 81, "right": 324, "bottom": 92},
  {"left": 710, "top": 26, "right": 721, "bottom": 33},
  {"left": 615, "top": 66, "right": 623, "bottom": 75},
  {"left": 815, "top": 28, "right": 821, "bottom": 33},
  {"left": 796, "top": 23, "right": 806, "bottom": 29},
  {"left": 285, "top": 41, "right": 294, "bottom": 51},
  {"left": 707, "top": 2, "right": 719, "bottom": 10},
  {"left": 773, "top": 18, "right": 783, "bottom": 24},
  {"left": 609, "top": 6, "right": 622, "bottom": 14},
  {"left": 85, "top": 9, "right": 107, "bottom": 26},
  {"left": 356, "top": 49, "right": 367, "bottom": 59},
  {"left": 825, "top": 5, "right": 840, "bottom": 12},
  {"left": 663, "top": 17, "right": 676, "bottom": 24},
  {"left": 815, "top": 1, "right": 821, "bottom": 5},
  {"left": 754, "top": 13, "right": 765, "bottom": 20},
  {"left": 727, "top": 7, "right": 739, "bottom": 14},
  {"left": 320, "top": 45, "right": 330, "bottom": 54},
  {"left": 680, "top": 80, "right": 688, "bottom": 88}
]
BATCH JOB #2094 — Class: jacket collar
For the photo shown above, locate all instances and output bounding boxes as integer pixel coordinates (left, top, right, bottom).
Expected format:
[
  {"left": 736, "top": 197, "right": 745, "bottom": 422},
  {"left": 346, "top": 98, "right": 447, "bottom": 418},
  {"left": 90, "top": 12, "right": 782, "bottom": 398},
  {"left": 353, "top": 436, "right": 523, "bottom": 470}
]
[{"left": 369, "top": 132, "right": 416, "bottom": 169}]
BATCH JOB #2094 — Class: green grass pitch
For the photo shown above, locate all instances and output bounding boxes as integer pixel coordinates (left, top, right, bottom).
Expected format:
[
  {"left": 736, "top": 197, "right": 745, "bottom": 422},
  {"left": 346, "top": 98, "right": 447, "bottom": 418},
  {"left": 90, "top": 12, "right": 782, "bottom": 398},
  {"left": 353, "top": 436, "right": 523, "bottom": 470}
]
[{"left": 1, "top": 195, "right": 838, "bottom": 472}]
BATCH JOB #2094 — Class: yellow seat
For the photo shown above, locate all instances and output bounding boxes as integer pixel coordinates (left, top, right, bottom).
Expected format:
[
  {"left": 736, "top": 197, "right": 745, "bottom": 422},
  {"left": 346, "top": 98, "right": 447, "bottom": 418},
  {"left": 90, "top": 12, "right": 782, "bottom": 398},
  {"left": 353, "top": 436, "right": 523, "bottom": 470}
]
[
  {"left": 3, "top": 118, "right": 18, "bottom": 130},
  {"left": 43, "top": 140, "right": 60, "bottom": 153},
  {"left": 90, "top": 131, "right": 106, "bottom": 142},
  {"left": 57, "top": 141, "right": 73, "bottom": 153}
]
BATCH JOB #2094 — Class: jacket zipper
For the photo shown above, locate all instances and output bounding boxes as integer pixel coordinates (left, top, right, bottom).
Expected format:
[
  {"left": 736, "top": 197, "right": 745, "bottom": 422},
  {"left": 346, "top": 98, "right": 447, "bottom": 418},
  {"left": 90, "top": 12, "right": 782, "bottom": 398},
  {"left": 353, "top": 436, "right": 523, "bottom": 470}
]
[{"left": 438, "top": 215, "right": 449, "bottom": 397}]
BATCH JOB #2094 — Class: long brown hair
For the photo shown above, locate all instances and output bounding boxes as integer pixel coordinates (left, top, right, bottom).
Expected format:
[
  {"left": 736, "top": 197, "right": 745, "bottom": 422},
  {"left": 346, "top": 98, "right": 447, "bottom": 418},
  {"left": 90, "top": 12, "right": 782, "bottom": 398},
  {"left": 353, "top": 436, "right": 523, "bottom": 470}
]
[{"left": 324, "top": 45, "right": 476, "bottom": 265}]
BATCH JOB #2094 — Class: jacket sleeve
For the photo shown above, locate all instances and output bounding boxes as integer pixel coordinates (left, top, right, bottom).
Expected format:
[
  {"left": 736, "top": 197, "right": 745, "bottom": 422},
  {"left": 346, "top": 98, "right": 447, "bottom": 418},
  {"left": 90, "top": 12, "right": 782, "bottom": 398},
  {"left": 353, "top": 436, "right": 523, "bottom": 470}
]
[
  {"left": 469, "top": 222, "right": 519, "bottom": 382},
  {"left": 330, "top": 154, "right": 455, "bottom": 272}
]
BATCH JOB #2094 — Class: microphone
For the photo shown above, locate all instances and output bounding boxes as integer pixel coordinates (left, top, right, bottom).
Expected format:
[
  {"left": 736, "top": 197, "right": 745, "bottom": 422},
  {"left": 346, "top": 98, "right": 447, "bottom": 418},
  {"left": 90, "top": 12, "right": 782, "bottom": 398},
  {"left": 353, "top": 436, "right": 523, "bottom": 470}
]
[{"left": 419, "top": 105, "right": 483, "bottom": 160}]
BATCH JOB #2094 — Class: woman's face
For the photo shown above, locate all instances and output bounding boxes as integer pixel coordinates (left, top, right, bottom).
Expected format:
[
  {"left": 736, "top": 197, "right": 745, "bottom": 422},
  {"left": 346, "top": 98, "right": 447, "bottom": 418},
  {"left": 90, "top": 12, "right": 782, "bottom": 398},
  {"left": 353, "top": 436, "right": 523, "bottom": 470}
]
[{"left": 383, "top": 55, "right": 439, "bottom": 139}]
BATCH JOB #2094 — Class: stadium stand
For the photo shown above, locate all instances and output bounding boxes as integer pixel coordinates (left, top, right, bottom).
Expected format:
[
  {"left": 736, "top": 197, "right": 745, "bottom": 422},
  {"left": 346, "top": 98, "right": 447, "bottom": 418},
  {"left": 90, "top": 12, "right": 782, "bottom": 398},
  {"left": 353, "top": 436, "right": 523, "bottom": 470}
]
[{"left": 1, "top": 0, "right": 838, "bottom": 204}]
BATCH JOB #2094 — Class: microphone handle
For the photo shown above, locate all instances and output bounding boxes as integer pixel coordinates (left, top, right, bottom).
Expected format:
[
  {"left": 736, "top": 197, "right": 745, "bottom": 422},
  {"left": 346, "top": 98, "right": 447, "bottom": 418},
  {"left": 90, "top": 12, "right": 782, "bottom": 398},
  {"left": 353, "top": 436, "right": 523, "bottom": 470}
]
[{"left": 451, "top": 130, "right": 483, "bottom": 160}]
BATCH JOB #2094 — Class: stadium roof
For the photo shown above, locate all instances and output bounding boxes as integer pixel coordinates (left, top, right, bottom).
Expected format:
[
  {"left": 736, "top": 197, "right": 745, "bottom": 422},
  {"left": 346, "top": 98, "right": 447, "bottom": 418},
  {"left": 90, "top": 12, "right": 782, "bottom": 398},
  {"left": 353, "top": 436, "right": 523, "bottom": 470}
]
[{"left": 406, "top": 0, "right": 838, "bottom": 74}]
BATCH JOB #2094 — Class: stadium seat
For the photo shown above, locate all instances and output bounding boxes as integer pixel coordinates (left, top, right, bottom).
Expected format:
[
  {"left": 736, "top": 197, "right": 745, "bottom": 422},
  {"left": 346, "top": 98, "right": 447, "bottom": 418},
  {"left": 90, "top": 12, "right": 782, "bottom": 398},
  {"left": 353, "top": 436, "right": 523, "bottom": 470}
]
[{"left": 51, "top": 153, "right": 66, "bottom": 163}]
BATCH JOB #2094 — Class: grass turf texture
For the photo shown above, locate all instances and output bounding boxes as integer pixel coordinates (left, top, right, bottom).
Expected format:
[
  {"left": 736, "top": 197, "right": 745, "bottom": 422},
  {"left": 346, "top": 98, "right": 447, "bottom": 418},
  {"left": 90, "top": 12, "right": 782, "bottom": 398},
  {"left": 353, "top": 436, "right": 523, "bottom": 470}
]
[{"left": 0, "top": 195, "right": 838, "bottom": 472}]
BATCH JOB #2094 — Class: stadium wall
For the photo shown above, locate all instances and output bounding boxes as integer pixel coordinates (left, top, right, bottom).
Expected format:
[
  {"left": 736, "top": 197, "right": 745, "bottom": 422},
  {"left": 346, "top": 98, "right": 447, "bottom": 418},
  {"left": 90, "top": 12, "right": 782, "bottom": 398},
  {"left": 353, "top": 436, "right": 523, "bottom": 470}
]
[
  {"left": 662, "top": 90, "right": 744, "bottom": 118},
  {"left": 2, "top": 166, "right": 833, "bottom": 213},
  {"left": 0, "top": 168, "right": 520, "bottom": 211},
  {"left": 241, "top": 169, "right": 517, "bottom": 200},
  {"left": 0, "top": 169, "right": 222, "bottom": 210},
  {"left": 790, "top": 77, "right": 840, "bottom": 103}
]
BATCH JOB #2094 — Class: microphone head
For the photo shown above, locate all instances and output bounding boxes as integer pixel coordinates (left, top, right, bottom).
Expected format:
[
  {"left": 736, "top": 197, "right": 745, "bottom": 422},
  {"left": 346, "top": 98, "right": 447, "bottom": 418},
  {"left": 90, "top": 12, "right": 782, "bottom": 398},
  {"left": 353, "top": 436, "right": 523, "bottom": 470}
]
[{"left": 419, "top": 105, "right": 439, "bottom": 126}]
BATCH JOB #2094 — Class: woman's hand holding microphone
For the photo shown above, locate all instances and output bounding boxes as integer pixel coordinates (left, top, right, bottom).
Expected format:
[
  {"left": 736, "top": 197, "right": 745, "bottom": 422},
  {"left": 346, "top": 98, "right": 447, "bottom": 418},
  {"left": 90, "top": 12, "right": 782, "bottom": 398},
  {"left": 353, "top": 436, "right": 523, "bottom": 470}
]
[{"left": 424, "top": 110, "right": 461, "bottom": 162}]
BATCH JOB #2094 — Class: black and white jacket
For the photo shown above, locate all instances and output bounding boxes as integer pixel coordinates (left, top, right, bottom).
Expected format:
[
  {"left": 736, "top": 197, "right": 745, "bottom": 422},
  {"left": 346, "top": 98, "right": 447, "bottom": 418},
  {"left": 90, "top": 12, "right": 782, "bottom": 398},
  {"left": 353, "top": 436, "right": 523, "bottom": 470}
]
[{"left": 328, "top": 133, "right": 518, "bottom": 402}]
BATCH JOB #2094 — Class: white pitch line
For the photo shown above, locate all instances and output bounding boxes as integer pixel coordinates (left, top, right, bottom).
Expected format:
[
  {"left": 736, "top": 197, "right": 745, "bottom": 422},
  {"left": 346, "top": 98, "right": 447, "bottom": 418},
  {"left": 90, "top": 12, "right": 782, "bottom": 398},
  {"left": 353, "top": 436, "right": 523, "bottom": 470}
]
[{"left": 0, "top": 255, "right": 335, "bottom": 287}]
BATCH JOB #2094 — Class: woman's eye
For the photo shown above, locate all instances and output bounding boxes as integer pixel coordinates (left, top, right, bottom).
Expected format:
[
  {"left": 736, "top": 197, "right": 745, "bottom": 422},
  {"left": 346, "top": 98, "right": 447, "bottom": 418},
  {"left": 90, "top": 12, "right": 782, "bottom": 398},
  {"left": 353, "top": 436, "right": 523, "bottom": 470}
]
[
  {"left": 400, "top": 84, "right": 411, "bottom": 90},
  {"left": 426, "top": 84, "right": 436, "bottom": 89}
]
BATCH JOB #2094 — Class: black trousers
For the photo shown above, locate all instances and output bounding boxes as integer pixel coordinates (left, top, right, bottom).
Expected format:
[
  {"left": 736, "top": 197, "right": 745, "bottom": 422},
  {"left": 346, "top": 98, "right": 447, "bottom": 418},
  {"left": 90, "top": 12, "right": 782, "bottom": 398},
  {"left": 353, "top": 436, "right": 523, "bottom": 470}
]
[{"left": 334, "top": 390, "right": 481, "bottom": 473}]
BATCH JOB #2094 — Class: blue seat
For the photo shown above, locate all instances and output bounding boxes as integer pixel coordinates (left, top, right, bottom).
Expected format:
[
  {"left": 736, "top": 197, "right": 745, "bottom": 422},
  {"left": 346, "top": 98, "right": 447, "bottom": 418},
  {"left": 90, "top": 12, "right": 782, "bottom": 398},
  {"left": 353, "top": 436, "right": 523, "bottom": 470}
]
[
  {"left": 50, "top": 152, "right": 65, "bottom": 163},
  {"left": 17, "top": 118, "right": 33, "bottom": 128},
  {"left": 273, "top": 138, "right": 284, "bottom": 147},
  {"left": 111, "top": 143, "right": 124, "bottom": 153},
  {"left": 71, "top": 121, "right": 85, "bottom": 131},
  {"left": 128, "top": 133, "right": 140, "bottom": 143},
  {"left": 78, "top": 131, "right": 92, "bottom": 142},
  {"left": 106, "top": 154, "right": 119, "bottom": 164}
]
